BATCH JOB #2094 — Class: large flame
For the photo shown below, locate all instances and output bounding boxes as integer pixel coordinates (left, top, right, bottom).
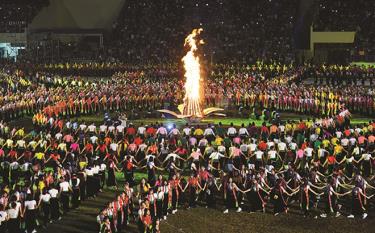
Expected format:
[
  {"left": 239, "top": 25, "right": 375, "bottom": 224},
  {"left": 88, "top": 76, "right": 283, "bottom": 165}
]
[{"left": 182, "top": 28, "right": 204, "bottom": 117}]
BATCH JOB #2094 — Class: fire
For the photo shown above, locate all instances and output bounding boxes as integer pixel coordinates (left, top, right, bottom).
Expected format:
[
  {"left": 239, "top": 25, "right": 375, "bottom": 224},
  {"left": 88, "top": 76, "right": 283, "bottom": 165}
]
[{"left": 182, "top": 28, "right": 204, "bottom": 117}]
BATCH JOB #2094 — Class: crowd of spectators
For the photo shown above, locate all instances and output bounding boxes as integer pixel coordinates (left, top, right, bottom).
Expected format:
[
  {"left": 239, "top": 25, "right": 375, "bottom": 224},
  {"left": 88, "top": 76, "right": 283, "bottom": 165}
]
[
  {"left": 0, "top": 0, "right": 49, "bottom": 33},
  {"left": 108, "top": 0, "right": 297, "bottom": 64},
  {"left": 313, "top": 0, "right": 375, "bottom": 59}
]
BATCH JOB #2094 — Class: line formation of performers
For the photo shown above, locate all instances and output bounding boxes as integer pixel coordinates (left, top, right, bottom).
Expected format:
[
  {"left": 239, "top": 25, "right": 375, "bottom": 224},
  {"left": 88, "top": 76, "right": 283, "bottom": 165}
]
[
  {"left": 1, "top": 62, "right": 374, "bottom": 124},
  {"left": 92, "top": 117, "right": 374, "bottom": 233},
  {"left": 0, "top": 109, "right": 372, "bottom": 233}
]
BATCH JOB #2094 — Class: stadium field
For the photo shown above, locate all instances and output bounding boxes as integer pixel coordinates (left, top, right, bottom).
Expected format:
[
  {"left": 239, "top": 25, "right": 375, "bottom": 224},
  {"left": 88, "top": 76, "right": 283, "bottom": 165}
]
[
  {"left": 35, "top": 170, "right": 375, "bottom": 233},
  {"left": 8, "top": 113, "right": 375, "bottom": 233}
]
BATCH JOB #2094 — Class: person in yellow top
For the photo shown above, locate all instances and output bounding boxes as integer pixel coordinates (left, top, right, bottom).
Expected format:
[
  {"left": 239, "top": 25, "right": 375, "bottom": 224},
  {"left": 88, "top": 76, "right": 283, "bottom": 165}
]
[
  {"left": 322, "top": 139, "right": 330, "bottom": 148},
  {"left": 334, "top": 144, "right": 345, "bottom": 155},
  {"left": 214, "top": 136, "right": 223, "bottom": 146},
  {"left": 35, "top": 152, "right": 45, "bottom": 161},
  {"left": 315, "top": 126, "right": 321, "bottom": 136},
  {"left": 14, "top": 128, "right": 25, "bottom": 138},
  {"left": 330, "top": 137, "right": 339, "bottom": 146},
  {"left": 305, "top": 120, "right": 312, "bottom": 129},
  {"left": 285, "top": 122, "right": 293, "bottom": 133},
  {"left": 193, "top": 128, "right": 204, "bottom": 137}
]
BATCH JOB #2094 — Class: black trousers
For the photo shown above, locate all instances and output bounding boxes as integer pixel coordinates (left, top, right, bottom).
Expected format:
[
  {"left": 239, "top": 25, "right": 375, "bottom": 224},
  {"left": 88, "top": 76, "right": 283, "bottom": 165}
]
[
  {"left": 50, "top": 198, "right": 60, "bottom": 220},
  {"left": 61, "top": 191, "right": 70, "bottom": 213},
  {"left": 42, "top": 202, "right": 51, "bottom": 226},
  {"left": 7, "top": 218, "right": 20, "bottom": 233}
]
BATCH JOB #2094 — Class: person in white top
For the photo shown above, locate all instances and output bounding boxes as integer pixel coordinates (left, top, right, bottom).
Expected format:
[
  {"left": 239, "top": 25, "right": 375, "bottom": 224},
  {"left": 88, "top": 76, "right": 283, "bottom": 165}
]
[
  {"left": 90, "top": 135, "right": 98, "bottom": 144},
  {"left": 203, "top": 126, "right": 215, "bottom": 136},
  {"left": 137, "top": 125, "right": 146, "bottom": 135},
  {"left": 108, "top": 125, "right": 116, "bottom": 133},
  {"left": 39, "top": 188, "right": 52, "bottom": 226},
  {"left": 227, "top": 123, "right": 237, "bottom": 137},
  {"left": 110, "top": 142, "right": 120, "bottom": 153},
  {"left": 23, "top": 195, "right": 38, "bottom": 233},
  {"left": 304, "top": 147, "right": 314, "bottom": 158},
  {"left": 59, "top": 178, "right": 72, "bottom": 213},
  {"left": 156, "top": 125, "right": 167, "bottom": 136},
  {"left": 277, "top": 141, "right": 287, "bottom": 152},
  {"left": 87, "top": 124, "right": 97, "bottom": 134},
  {"left": 116, "top": 125, "right": 125, "bottom": 134},
  {"left": 183, "top": 124, "right": 191, "bottom": 136},
  {"left": 169, "top": 125, "right": 180, "bottom": 137},
  {"left": 0, "top": 208, "right": 8, "bottom": 232},
  {"left": 99, "top": 124, "right": 107, "bottom": 134},
  {"left": 238, "top": 124, "right": 249, "bottom": 137},
  {"left": 6, "top": 201, "right": 22, "bottom": 232},
  {"left": 79, "top": 123, "right": 87, "bottom": 131},
  {"left": 55, "top": 132, "right": 63, "bottom": 140}
]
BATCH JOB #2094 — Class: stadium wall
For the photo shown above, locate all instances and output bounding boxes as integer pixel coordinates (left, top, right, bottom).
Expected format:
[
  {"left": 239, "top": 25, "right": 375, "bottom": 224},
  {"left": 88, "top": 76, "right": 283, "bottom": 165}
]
[{"left": 29, "top": 0, "right": 126, "bottom": 30}]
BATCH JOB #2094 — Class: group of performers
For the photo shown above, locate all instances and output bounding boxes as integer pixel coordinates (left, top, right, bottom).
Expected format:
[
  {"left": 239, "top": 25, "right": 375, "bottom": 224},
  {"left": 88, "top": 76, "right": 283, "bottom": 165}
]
[{"left": 1, "top": 62, "right": 374, "bottom": 124}]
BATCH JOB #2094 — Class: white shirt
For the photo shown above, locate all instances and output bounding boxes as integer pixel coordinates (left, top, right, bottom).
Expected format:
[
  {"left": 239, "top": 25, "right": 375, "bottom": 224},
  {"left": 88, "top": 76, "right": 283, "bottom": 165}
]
[
  {"left": 7, "top": 208, "right": 18, "bottom": 219},
  {"left": 55, "top": 133, "right": 63, "bottom": 140},
  {"left": 90, "top": 135, "right": 98, "bottom": 144},
  {"left": 93, "top": 166, "right": 100, "bottom": 174},
  {"left": 99, "top": 125, "right": 107, "bottom": 132},
  {"left": 164, "top": 153, "right": 179, "bottom": 161},
  {"left": 349, "top": 137, "right": 357, "bottom": 145},
  {"left": 116, "top": 125, "right": 125, "bottom": 133},
  {"left": 209, "top": 152, "right": 225, "bottom": 160},
  {"left": 0, "top": 210, "right": 8, "bottom": 224},
  {"left": 268, "top": 150, "right": 277, "bottom": 159},
  {"left": 248, "top": 143, "right": 257, "bottom": 152},
  {"left": 304, "top": 147, "right": 314, "bottom": 157},
  {"left": 48, "top": 189, "right": 59, "bottom": 198},
  {"left": 137, "top": 126, "right": 146, "bottom": 135},
  {"left": 79, "top": 124, "right": 87, "bottom": 131},
  {"left": 289, "top": 142, "right": 297, "bottom": 150},
  {"left": 203, "top": 128, "right": 214, "bottom": 136},
  {"left": 16, "top": 140, "right": 26, "bottom": 147},
  {"left": 59, "top": 181, "right": 70, "bottom": 192},
  {"left": 227, "top": 127, "right": 237, "bottom": 135},
  {"left": 86, "top": 168, "right": 94, "bottom": 176},
  {"left": 40, "top": 193, "right": 51, "bottom": 203},
  {"left": 24, "top": 200, "right": 37, "bottom": 210},
  {"left": 88, "top": 125, "right": 96, "bottom": 132},
  {"left": 218, "top": 145, "right": 226, "bottom": 153},
  {"left": 267, "top": 141, "right": 275, "bottom": 149},
  {"left": 277, "top": 142, "right": 287, "bottom": 151},
  {"left": 254, "top": 150, "right": 264, "bottom": 160},
  {"left": 238, "top": 128, "right": 249, "bottom": 135},
  {"left": 183, "top": 127, "right": 191, "bottom": 135},
  {"left": 108, "top": 126, "right": 115, "bottom": 132},
  {"left": 60, "top": 181, "right": 70, "bottom": 192},
  {"left": 278, "top": 125, "right": 285, "bottom": 132},
  {"left": 110, "top": 143, "right": 118, "bottom": 151},
  {"left": 285, "top": 136, "right": 293, "bottom": 144},
  {"left": 318, "top": 148, "right": 327, "bottom": 158},
  {"left": 341, "top": 138, "right": 349, "bottom": 146},
  {"left": 362, "top": 153, "right": 371, "bottom": 161}
]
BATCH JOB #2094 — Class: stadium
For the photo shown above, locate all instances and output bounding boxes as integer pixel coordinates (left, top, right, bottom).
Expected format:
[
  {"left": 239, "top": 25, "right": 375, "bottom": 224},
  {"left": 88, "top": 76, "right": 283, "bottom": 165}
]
[{"left": 0, "top": 0, "right": 374, "bottom": 233}]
